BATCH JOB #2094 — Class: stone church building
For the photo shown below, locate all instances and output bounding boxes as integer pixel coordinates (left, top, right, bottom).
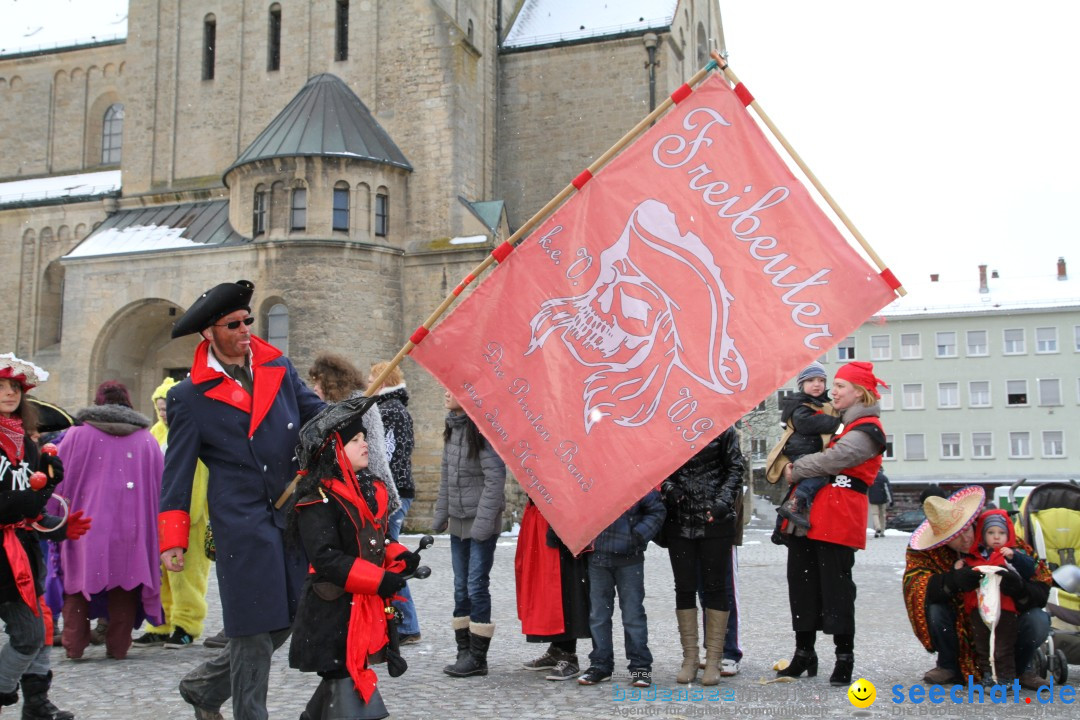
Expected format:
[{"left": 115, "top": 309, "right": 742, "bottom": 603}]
[{"left": 0, "top": 0, "right": 726, "bottom": 527}]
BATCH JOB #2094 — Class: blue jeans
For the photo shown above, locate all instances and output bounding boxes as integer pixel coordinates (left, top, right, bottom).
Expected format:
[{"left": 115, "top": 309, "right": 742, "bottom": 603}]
[
  {"left": 449, "top": 533, "right": 498, "bottom": 623},
  {"left": 387, "top": 498, "right": 420, "bottom": 636},
  {"left": 926, "top": 603, "right": 1050, "bottom": 674},
  {"left": 588, "top": 561, "right": 652, "bottom": 673}
]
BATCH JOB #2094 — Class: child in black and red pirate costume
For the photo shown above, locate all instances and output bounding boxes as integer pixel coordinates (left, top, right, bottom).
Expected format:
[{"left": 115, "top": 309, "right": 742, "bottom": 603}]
[
  {"left": 286, "top": 395, "right": 424, "bottom": 720},
  {"left": 1, "top": 353, "right": 90, "bottom": 720}
]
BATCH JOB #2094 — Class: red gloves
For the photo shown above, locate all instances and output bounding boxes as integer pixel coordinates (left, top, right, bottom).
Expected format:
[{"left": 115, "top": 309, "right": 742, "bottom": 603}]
[{"left": 65, "top": 510, "right": 92, "bottom": 540}]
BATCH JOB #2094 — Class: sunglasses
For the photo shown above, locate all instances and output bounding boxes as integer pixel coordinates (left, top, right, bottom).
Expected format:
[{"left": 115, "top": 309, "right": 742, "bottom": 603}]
[{"left": 213, "top": 316, "right": 255, "bottom": 330}]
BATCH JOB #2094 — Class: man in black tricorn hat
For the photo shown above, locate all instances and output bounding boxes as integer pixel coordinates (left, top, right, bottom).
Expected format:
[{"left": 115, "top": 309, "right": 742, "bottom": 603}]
[{"left": 158, "top": 280, "right": 324, "bottom": 720}]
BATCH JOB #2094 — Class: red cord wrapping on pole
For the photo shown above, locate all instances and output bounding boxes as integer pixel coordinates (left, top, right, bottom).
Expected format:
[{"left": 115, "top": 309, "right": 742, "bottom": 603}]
[
  {"left": 409, "top": 327, "right": 430, "bottom": 346},
  {"left": 572, "top": 169, "right": 593, "bottom": 190},
  {"left": 670, "top": 83, "right": 692, "bottom": 105},
  {"left": 734, "top": 83, "right": 754, "bottom": 107},
  {"left": 452, "top": 273, "right": 477, "bottom": 297},
  {"left": 879, "top": 268, "right": 902, "bottom": 290},
  {"left": 491, "top": 242, "right": 514, "bottom": 263}
]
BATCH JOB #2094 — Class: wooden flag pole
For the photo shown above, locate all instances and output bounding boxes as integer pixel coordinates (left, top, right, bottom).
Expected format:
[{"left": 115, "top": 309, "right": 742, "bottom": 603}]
[
  {"left": 710, "top": 50, "right": 906, "bottom": 298},
  {"left": 276, "top": 61, "right": 724, "bottom": 509}
]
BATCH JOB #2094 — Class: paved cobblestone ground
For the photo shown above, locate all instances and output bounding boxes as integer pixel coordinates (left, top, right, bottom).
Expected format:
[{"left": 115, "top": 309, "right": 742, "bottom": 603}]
[{"left": 39, "top": 510, "right": 1077, "bottom": 719}]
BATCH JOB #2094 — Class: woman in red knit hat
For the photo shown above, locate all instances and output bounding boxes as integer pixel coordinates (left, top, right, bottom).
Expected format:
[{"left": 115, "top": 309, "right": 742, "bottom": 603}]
[{"left": 776, "top": 361, "right": 888, "bottom": 687}]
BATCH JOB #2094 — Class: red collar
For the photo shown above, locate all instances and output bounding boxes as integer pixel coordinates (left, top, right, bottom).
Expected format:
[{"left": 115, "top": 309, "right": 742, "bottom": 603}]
[{"left": 189, "top": 336, "right": 286, "bottom": 437}]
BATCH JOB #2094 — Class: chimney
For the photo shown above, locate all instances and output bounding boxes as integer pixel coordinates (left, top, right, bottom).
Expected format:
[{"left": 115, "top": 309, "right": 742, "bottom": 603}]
[
  {"left": 978, "top": 264, "right": 988, "bottom": 293},
  {"left": 930, "top": 273, "right": 939, "bottom": 282},
  {"left": 1058, "top": 257, "right": 1067, "bottom": 281}
]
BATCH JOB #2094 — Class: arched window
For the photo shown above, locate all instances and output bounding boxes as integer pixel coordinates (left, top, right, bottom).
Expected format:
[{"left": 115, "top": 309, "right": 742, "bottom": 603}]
[
  {"left": 253, "top": 185, "right": 268, "bottom": 236},
  {"left": 203, "top": 14, "right": 216, "bottom": 80},
  {"left": 335, "top": 0, "right": 349, "bottom": 61},
  {"left": 696, "top": 23, "right": 708, "bottom": 68},
  {"left": 290, "top": 186, "right": 307, "bottom": 230},
  {"left": 102, "top": 103, "right": 124, "bottom": 164},
  {"left": 333, "top": 182, "right": 350, "bottom": 231},
  {"left": 267, "top": 303, "right": 289, "bottom": 354},
  {"left": 268, "top": 4, "right": 282, "bottom": 71},
  {"left": 375, "top": 190, "right": 389, "bottom": 237},
  {"left": 467, "top": 19, "right": 474, "bottom": 43}
]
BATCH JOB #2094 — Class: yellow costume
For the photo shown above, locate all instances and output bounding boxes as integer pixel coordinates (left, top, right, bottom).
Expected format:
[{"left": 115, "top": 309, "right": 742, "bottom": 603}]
[{"left": 146, "top": 377, "right": 212, "bottom": 638}]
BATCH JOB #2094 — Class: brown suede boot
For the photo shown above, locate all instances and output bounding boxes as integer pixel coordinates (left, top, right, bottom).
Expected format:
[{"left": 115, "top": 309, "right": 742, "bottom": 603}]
[
  {"left": 701, "top": 609, "right": 729, "bottom": 686},
  {"left": 675, "top": 609, "right": 699, "bottom": 684}
]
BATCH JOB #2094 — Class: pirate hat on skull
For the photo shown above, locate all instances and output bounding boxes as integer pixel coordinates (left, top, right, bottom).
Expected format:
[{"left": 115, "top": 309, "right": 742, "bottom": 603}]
[
  {"left": 295, "top": 394, "right": 378, "bottom": 473},
  {"left": 171, "top": 280, "right": 255, "bottom": 338},
  {"left": 909, "top": 485, "right": 985, "bottom": 551}
]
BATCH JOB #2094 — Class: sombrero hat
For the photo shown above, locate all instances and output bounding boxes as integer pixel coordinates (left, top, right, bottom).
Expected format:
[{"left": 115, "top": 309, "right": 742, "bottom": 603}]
[{"left": 909, "top": 485, "right": 985, "bottom": 551}]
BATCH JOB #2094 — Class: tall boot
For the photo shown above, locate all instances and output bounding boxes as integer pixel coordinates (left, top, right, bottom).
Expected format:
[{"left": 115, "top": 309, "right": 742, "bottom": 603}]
[
  {"left": 700, "top": 609, "right": 729, "bottom": 686},
  {"left": 448, "top": 616, "right": 471, "bottom": 665},
  {"left": 675, "top": 609, "right": 699, "bottom": 684},
  {"left": 443, "top": 622, "right": 494, "bottom": 678},
  {"left": 830, "top": 633, "right": 855, "bottom": 687},
  {"left": 19, "top": 672, "right": 74, "bottom": 720}
]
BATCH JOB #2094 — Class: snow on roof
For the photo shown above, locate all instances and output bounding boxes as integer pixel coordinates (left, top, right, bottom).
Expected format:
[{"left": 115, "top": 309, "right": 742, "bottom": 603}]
[
  {"left": 877, "top": 264, "right": 1080, "bottom": 318},
  {"left": 65, "top": 224, "right": 199, "bottom": 259},
  {"left": 0, "top": 170, "right": 121, "bottom": 205},
  {"left": 504, "top": 0, "right": 678, "bottom": 49},
  {"left": 0, "top": 0, "right": 127, "bottom": 57}
]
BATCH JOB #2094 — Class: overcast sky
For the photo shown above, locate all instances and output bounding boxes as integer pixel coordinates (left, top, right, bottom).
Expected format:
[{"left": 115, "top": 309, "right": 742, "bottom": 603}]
[{"left": 718, "top": 0, "right": 1080, "bottom": 289}]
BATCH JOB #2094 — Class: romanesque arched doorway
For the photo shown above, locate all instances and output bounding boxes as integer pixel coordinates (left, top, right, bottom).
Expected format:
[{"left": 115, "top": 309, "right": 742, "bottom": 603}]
[{"left": 89, "top": 298, "right": 199, "bottom": 417}]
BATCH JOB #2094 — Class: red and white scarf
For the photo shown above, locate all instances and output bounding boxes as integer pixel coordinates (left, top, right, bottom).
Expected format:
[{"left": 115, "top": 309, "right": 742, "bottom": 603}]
[{"left": 0, "top": 415, "right": 24, "bottom": 464}]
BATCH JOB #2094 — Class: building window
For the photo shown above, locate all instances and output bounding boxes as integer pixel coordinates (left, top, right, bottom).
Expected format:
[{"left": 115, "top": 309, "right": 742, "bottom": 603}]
[
  {"left": 902, "top": 383, "right": 924, "bottom": 410},
  {"left": 1038, "top": 378, "right": 1062, "bottom": 406},
  {"left": 375, "top": 192, "right": 389, "bottom": 236},
  {"left": 870, "top": 334, "right": 891, "bottom": 361},
  {"left": 904, "top": 434, "right": 926, "bottom": 461},
  {"left": 1009, "top": 431, "right": 1031, "bottom": 458},
  {"left": 969, "top": 380, "right": 991, "bottom": 407},
  {"left": 1003, "top": 328, "right": 1025, "bottom": 354},
  {"left": 966, "top": 329, "right": 988, "bottom": 356},
  {"left": 935, "top": 331, "right": 957, "bottom": 358},
  {"left": 883, "top": 434, "right": 894, "bottom": 460},
  {"left": 268, "top": 4, "right": 282, "bottom": 71},
  {"left": 267, "top": 303, "right": 289, "bottom": 354},
  {"left": 938, "top": 382, "right": 959, "bottom": 408},
  {"left": 333, "top": 185, "right": 350, "bottom": 231},
  {"left": 1035, "top": 327, "right": 1058, "bottom": 353},
  {"left": 776, "top": 388, "right": 795, "bottom": 403},
  {"left": 879, "top": 386, "right": 894, "bottom": 411},
  {"left": 750, "top": 437, "right": 767, "bottom": 460},
  {"left": 102, "top": 103, "right": 124, "bottom": 164},
  {"left": 1042, "top": 431, "right": 1065, "bottom": 458},
  {"left": 941, "top": 433, "right": 961, "bottom": 459},
  {"left": 335, "top": 0, "right": 349, "bottom": 61},
  {"left": 290, "top": 188, "right": 306, "bottom": 230},
  {"left": 253, "top": 188, "right": 268, "bottom": 236},
  {"left": 837, "top": 336, "right": 855, "bottom": 361},
  {"left": 900, "top": 333, "right": 921, "bottom": 359},
  {"left": 972, "top": 432, "right": 993, "bottom": 459},
  {"left": 203, "top": 15, "right": 216, "bottom": 80},
  {"left": 1006, "top": 379, "right": 1028, "bottom": 406},
  {"left": 1075, "top": 325, "right": 1080, "bottom": 352}
]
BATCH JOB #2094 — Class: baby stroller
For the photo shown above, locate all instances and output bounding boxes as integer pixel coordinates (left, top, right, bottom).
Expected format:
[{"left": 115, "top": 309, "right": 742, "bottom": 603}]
[{"left": 1009, "top": 479, "right": 1080, "bottom": 684}]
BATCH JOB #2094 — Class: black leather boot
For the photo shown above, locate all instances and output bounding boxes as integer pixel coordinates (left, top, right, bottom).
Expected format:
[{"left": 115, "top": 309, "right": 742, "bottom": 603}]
[
  {"left": 19, "top": 672, "right": 74, "bottom": 720},
  {"left": 830, "top": 653, "right": 854, "bottom": 686},
  {"left": 776, "top": 649, "right": 818, "bottom": 678},
  {"left": 443, "top": 622, "right": 494, "bottom": 678}
]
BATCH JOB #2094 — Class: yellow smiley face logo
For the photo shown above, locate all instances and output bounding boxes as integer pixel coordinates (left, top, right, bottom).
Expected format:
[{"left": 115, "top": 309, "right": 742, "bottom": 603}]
[{"left": 847, "top": 678, "right": 876, "bottom": 708}]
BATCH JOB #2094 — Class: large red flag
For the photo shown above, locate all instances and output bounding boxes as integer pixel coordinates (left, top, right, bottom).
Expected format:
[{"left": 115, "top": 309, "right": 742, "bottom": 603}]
[{"left": 412, "top": 75, "right": 898, "bottom": 554}]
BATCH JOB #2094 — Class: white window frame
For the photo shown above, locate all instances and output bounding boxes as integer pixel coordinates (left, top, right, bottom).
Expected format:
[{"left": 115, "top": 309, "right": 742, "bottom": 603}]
[
  {"left": 837, "top": 336, "right": 856, "bottom": 361},
  {"left": 904, "top": 433, "right": 926, "bottom": 461},
  {"left": 1037, "top": 378, "right": 1062, "bottom": 406},
  {"left": 1035, "top": 327, "right": 1058, "bottom": 354},
  {"left": 900, "top": 333, "right": 921, "bottom": 360},
  {"left": 883, "top": 434, "right": 895, "bottom": 461},
  {"left": 940, "top": 432, "right": 962, "bottom": 460},
  {"left": 935, "top": 331, "right": 958, "bottom": 358},
  {"left": 1003, "top": 328, "right": 1026, "bottom": 355},
  {"left": 1074, "top": 325, "right": 1080, "bottom": 352},
  {"left": 1006, "top": 379, "right": 1028, "bottom": 407},
  {"left": 1042, "top": 431, "right": 1065, "bottom": 458},
  {"left": 902, "top": 383, "right": 924, "bottom": 410},
  {"left": 1009, "top": 431, "right": 1031, "bottom": 458},
  {"left": 879, "top": 386, "right": 894, "bottom": 411},
  {"left": 966, "top": 329, "right": 988, "bottom": 357},
  {"left": 937, "top": 382, "right": 960, "bottom": 409},
  {"left": 870, "top": 334, "right": 891, "bottom": 361},
  {"left": 968, "top": 380, "right": 991, "bottom": 408},
  {"left": 972, "top": 432, "right": 993, "bottom": 459}
]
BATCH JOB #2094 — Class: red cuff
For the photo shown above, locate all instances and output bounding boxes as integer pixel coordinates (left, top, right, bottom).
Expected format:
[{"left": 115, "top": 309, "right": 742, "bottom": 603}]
[
  {"left": 343, "top": 558, "right": 384, "bottom": 595},
  {"left": 384, "top": 542, "right": 409, "bottom": 564},
  {"left": 158, "top": 510, "right": 191, "bottom": 552}
]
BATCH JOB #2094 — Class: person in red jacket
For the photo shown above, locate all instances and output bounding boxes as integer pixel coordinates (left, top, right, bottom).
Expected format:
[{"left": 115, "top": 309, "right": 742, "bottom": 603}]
[{"left": 779, "top": 361, "right": 887, "bottom": 687}]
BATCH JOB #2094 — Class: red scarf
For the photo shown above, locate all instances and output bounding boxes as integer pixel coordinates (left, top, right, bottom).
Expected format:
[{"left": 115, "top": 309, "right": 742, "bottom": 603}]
[{"left": 0, "top": 415, "right": 24, "bottom": 464}]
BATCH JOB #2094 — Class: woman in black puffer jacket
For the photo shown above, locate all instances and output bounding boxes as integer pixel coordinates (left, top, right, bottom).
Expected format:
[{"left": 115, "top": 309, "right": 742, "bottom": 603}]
[{"left": 660, "top": 426, "right": 745, "bottom": 686}]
